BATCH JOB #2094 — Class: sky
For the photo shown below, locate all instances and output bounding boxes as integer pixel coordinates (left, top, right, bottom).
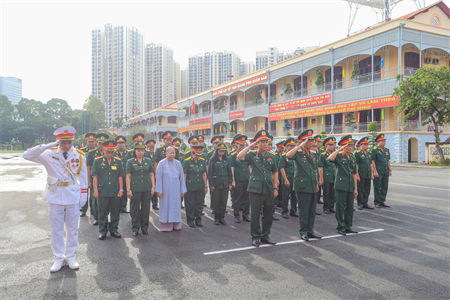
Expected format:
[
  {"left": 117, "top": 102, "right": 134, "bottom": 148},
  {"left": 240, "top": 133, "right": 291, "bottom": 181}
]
[{"left": 1, "top": 0, "right": 447, "bottom": 110}]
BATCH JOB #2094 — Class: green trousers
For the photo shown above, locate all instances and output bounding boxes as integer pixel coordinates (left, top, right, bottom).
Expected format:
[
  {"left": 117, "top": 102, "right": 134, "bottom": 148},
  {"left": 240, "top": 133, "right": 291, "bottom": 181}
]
[
  {"left": 249, "top": 192, "right": 273, "bottom": 241},
  {"left": 151, "top": 193, "right": 158, "bottom": 207},
  {"left": 323, "top": 182, "right": 335, "bottom": 212},
  {"left": 211, "top": 188, "right": 228, "bottom": 221},
  {"left": 296, "top": 192, "right": 317, "bottom": 236},
  {"left": 98, "top": 196, "right": 120, "bottom": 234},
  {"left": 185, "top": 189, "right": 204, "bottom": 225},
  {"left": 120, "top": 176, "right": 128, "bottom": 210},
  {"left": 80, "top": 187, "right": 92, "bottom": 213},
  {"left": 316, "top": 185, "right": 322, "bottom": 203},
  {"left": 335, "top": 189, "right": 354, "bottom": 231},
  {"left": 373, "top": 174, "right": 389, "bottom": 205},
  {"left": 130, "top": 191, "right": 151, "bottom": 232},
  {"left": 232, "top": 180, "right": 249, "bottom": 218},
  {"left": 357, "top": 178, "right": 371, "bottom": 206},
  {"left": 82, "top": 188, "right": 99, "bottom": 220},
  {"left": 281, "top": 183, "right": 297, "bottom": 215}
]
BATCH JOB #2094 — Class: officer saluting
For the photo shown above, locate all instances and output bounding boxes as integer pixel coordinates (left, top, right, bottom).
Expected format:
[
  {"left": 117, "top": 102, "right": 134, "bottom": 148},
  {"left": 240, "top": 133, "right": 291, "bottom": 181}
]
[
  {"left": 23, "top": 126, "right": 88, "bottom": 273},
  {"left": 355, "top": 137, "right": 374, "bottom": 210}
]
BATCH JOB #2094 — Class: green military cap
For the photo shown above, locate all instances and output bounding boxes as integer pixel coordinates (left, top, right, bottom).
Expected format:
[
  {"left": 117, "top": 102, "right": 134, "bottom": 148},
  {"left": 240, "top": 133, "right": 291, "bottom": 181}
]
[
  {"left": 188, "top": 135, "right": 199, "bottom": 144},
  {"left": 96, "top": 133, "right": 109, "bottom": 142},
  {"left": 231, "top": 134, "right": 242, "bottom": 146},
  {"left": 268, "top": 135, "right": 274, "bottom": 143},
  {"left": 314, "top": 134, "right": 322, "bottom": 143},
  {"left": 115, "top": 135, "right": 126, "bottom": 143},
  {"left": 173, "top": 137, "right": 182, "bottom": 146},
  {"left": 357, "top": 136, "right": 369, "bottom": 147},
  {"left": 162, "top": 131, "right": 174, "bottom": 140},
  {"left": 323, "top": 136, "right": 337, "bottom": 146},
  {"left": 219, "top": 135, "right": 225, "bottom": 142},
  {"left": 234, "top": 135, "right": 247, "bottom": 144},
  {"left": 338, "top": 135, "right": 354, "bottom": 146},
  {"left": 249, "top": 138, "right": 255, "bottom": 143},
  {"left": 197, "top": 135, "right": 205, "bottom": 142},
  {"left": 296, "top": 129, "right": 314, "bottom": 141},
  {"left": 375, "top": 133, "right": 386, "bottom": 142},
  {"left": 103, "top": 140, "right": 117, "bottom": 151},
  {"left": 211, "top": 136, "right": 221, "bottom": 143},
  {"left": 275, "top": 140, "right": 285, "bottom": 147},
  {"left": 254, "top": 129, "right": 270, "bottom": 142},
  {"left": 191, "top": 145, "right": 204, "bottom": 155},
  {"left": 216, "top": 142, "right": 227, "bottom": 150},
  {"left": 132, "top": 133, "right": 145, "bottom": 143},
  {"left": 134, "top": 141, "right": 146, "bottom": 149},
  {"left": 85, "top": 132, "right": 96, "bottom": 140},
  {"left": 284, "top": 138, "right": 295, "bottom": 147},
  {"left": 146, "top": 139, "right": 156, "bottom": 146}
]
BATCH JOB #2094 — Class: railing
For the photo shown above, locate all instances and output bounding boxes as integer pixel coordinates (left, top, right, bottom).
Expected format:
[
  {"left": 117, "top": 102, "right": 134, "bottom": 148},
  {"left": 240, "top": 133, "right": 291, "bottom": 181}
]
[{"left": 244, "top": 98, "right": 267, "bottom": 108}]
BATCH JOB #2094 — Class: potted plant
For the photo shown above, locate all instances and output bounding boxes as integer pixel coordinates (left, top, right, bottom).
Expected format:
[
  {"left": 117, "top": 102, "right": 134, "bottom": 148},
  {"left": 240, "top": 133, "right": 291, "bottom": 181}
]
[
  {"left": 254, "top": 86, "right": 263, "bottom": 105},
  {"left": 345, "top": 112, "right": 357, "bottom": 133},
  {"left": 315, "top": 71, "right": 324, "bottom": 93},
  {"left": 351, "top": 60, "right": 360, "bottom": 86},
  {"left": 283, "top": 120, "right": 292, "bottom": 133},
  {"left": 284, "top": 83, "right": 294, "bottom": 99}
]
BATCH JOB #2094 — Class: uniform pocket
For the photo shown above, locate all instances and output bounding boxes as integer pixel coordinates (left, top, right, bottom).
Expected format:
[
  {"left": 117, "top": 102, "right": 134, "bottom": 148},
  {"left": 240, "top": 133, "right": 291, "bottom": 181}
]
[{"left": 297, "top": 177, "right": 308, "bottom": 189}]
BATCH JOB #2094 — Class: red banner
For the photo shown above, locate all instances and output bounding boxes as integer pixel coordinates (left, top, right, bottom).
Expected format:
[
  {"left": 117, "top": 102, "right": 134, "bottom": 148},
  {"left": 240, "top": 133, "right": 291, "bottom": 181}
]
[
  {"left": 212, "top": 74, "right": 268, "bottom": 97},
  {"left": 270, "top": 94, "right": 331, "bottom": 113},
  {"left": 268, "top": 96, "right": 399, "bottom": 121},
  {"left": 178, "top": 124, "right": 211, "bottom": 132},
  {"left": 189, "top": 117, "right": 211, "bottom": 126},
  {"left": 229, "top": 110, "right": 244, "bottom": 119}
]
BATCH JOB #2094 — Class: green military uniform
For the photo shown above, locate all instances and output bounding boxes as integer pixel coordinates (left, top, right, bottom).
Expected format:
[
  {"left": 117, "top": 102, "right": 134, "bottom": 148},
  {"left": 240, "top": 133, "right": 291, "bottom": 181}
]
[
  {"left": 243, "top": 130, "right": 277, "bottom": 242},
  {"left": 91, "top": 140, "right": 124, "bottom": 237},
  {"left": 273, "top": 141, "right": 284, "bottom": 209},
  {"left": 355, "top": 137, "right": 373, "bottom": 208},
  {"left": 80, "top": 133, "right": 97, "bottom": 216},
  {"left": 154, "top": 145, "right": 179, "bottom": 166},
  {"left": 331, "top": 135, "right": 357, "bottom": 233},
  {"left": 372, "top": 134, "right": 391, "bottom": 206},
  {"left": 183, "top": 147, "right": 207, "bottom": 227},
  {"left": 279, "top": 138, "right": 297, "bottom": 217},
  {"left": 145, "top": 139, "right": 158, "bottom": 209},
  {"left": 318, "top": 137, "right": 337, "bottom": 213},
  {"left": 205, "top": 136, "right": 223, "bottom": 212},
  {"left": 115, "top": 135, "right": 129, "bottom": 212},
  {"left": 230, "top": 135, "right": 250, "bottom": 221},
  {"left": 207, "top": 142, "right": 232, "bottom": 224},
  {"left": 314, "top": 135, "right": 323, "bottom": 205},
  {"left": 126, "top": 141, "right": 154, "bottom": 235},
  {"left": 291, "top": 130, "right": 318, "bottom": 238}
]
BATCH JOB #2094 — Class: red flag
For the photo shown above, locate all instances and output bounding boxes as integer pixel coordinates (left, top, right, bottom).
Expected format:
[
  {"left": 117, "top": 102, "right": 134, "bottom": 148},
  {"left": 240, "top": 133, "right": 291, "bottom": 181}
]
[
  {"left": 190, "top": 101, "right": 195, "bottom": 115},
  {"left": 133, "top": 107, "right": 137, "bottom": 113}
]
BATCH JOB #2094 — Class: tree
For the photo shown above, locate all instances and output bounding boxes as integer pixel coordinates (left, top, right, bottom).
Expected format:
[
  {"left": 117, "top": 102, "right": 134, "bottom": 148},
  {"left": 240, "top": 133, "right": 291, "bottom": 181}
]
[
  {"left": 254, "top": 86, "right": 263, "bottom": 104},
  {"left": 0, "top": 95, "right": 17, "bottom": 143},
  {"left": 83, "top": 95, "right": 105, "bottom": 130},
  {"left": 125, "top": 125, "right": 150, "bottom": 148},
  {"left": 320, "top": 131, "right": 327, "bottom": 152},
  {"left": 15, "top": 98, "right": 46, "bottom": 121},
  {"left": 393, "top": 66, "right": 450, "bottom": 163},
  {"left": 315, "top": 71, "right": 324, "bottom": 87},
  {"left": 345, "top": 112, "right": 357, "bottom": 130},
  {"left": 112, "top": 116, "right": 123, "bottom": 129},
  {"left": 367, "top": 121, "right": 379, "bottom": 149},
  {"left": 15, "top": 126, "right": 39, "bottom": 149},
  {"left": 351, "top": 60, "right": 360, "bottom": 80},
  {"left": 0, "top": 94, "right": 15, "bottom": 118},
  {"left": 284, "top": 83, "right": 293, "bottom": 94},
  {"left": 45, "top": 98, "right": 72, "bottom": 123}
]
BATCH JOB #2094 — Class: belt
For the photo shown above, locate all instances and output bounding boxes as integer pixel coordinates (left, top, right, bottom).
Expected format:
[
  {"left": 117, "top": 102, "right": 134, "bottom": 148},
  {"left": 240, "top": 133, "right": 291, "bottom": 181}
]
[{"left": 57, "top": 180, "right": 76, "bottom": 187}]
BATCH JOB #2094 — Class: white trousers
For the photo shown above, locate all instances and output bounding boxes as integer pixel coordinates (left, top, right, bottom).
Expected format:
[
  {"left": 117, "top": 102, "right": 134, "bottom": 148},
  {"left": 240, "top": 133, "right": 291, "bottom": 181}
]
[{"left": 48, "top": 203, "right": 79, "bottom": 262}]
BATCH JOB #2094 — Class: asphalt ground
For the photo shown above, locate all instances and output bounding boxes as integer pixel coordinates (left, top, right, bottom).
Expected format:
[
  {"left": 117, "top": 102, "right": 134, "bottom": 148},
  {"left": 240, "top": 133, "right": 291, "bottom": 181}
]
[{"left": 0, "top": 156, "right": 449, "bottom": 299}]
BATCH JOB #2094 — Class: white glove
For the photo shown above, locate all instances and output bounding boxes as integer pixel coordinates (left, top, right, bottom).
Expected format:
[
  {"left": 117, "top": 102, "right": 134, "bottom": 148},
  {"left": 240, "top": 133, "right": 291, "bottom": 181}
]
[{"left": 42, "top": 140, "right": 59, "bottom": 150}]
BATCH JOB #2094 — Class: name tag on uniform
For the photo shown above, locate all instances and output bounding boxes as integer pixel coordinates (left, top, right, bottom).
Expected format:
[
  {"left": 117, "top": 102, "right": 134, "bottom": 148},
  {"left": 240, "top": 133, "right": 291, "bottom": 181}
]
[{"left": 111, "top": 166, "right": 117, "bottom": 170}]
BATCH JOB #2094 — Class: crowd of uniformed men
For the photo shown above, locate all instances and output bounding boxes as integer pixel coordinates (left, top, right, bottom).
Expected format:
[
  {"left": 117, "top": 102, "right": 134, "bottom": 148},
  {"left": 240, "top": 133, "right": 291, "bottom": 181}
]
[{"left": 79, "top": 128, "right": 392, "bottom": 247}]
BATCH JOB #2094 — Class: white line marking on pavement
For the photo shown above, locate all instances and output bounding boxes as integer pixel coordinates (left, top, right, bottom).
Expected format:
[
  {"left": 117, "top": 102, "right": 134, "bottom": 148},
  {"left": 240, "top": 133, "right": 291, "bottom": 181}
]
[
  {"left": 203, "top": 229, "right": 384, "bottom": 255},
  {"left": 390, "top": 183, "right": 449, "bottom": 191}
]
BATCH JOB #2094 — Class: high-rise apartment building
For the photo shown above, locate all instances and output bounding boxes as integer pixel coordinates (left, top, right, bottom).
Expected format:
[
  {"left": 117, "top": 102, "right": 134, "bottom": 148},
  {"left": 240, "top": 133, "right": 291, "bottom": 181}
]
[
  {"left": 144, "top": 43, "right": 175, "bottom": 111},
  {"left": 180, "top": 68, "right": 189, "bottom": 99},
  {"left": 240, "top": 61, "right": 256, "bottom": 77},
  {"left": 0, "top": 76, "right": 22, "bottom": 105},
  {"left": 174, "top": 61, "right": 181, "bottom": 101},
  {"left": 256, "top": 46, "right": 320, "bottom": 70},
  {"left": 91, "top": 24, "right": 144, "bottom": 126}
]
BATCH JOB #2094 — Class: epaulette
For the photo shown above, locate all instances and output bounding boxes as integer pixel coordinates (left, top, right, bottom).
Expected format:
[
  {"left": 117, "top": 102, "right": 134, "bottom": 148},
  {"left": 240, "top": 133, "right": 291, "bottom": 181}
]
[
  {"left": 89, "top": 149, "right": 96, "bottom": 152},
  {"left": 51, "top": 147, "right": 58, "bottom": 149},
  {"left": 145, "top": 149, "right": 150, "bottom": 152},
  {"left": 185, "top": 157, "right": 191, "bottom": 161},
  {"left": 385, "top": 147, "right": 389, "bottom": 149},
  {"left": 114, "top": 157, "right": 121, "bottom": 160},
  {"left": 199, "top": 157, "right": 205, "bottom": 160},
  {"left": 373, "top": 147, "right": 378, "bottom": 149},
  {"left": 356, "top": 150, "right": 361, "bottom": 153},
  {"left": 128, "top": 149, "right": 133, "bottom": 152},
  {"left": 77, "top": 149, "right": 85, "bottom": 155},
  {"left": 157, "top": 145, "right": 163, "bottom": 148},
  {"left": 208, "top": 150, "right": 213, "bottom": 153},
  {"left": 231, "top": 152, "right": 236, "bottom": 156},
  {"left": 282, "top": 153, "right": 286, "bottom": 156},
  {"left": 322, "top": 152, "right": 327, "bottom": 155},
  {"left": 184, "top": 151, "right": 190, "bottom": 154},
  {"left": 95, "top": 156, "right": 103, "bottom": 160}
]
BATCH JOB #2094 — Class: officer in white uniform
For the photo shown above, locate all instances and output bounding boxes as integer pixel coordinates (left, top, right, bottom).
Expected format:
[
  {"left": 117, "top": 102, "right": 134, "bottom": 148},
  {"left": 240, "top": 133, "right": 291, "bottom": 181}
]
[{"left": 23, "top": 126, "right": 88, "bottom": 273}]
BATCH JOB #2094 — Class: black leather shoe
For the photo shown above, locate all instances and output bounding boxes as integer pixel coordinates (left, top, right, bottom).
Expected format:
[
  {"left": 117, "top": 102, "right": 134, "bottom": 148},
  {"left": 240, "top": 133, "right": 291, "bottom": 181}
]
[
  {"left": 261, "top": 238, "right": 276, "bottom": 245},
  {"left": 324, "top": 210, "right": 331, "bottom": 214},
  {"left": 110, "top": 232, "right": 122, "bottom": 238},
  {"left": 203, "top": 204, "right": 207, "bottom": 207},
  {"left": 252, "top": 240, "right": 260, "bottom": 247},
  {"left": 195, "top": 223, "right": 203, "bottom": 227},
  {"left": 120, "top": 209, "right": 129, "bottom": 213},
  {"left": 301, "top": 234, "right": 309, "bottom": 241},
  {"left": 308, "top": 233, "right": 322, "bottom": 239},
  {"left": 282, "top": 214, "right": 289, "bottom": 219},
  {"left": 152, "top": 205, "right": 159, "bottom": 210},
  {"left": 201, "top": 212, "right": 205, "bottom": 215},
  {"left": 235, "top": 218, "right": 241, "bottom": 223},
  {"left": 215, "top": 221, "right": 220, "bottom": 225},
  {"left": 99, "top": 233, "right": 106, "bottom": 240},
  {"left": 211, "top": 210, "right": 215, "bottom": 214},
  {"left": 188, "top": 224, "right": 195, "bottom": 228},
  {"left": 317, "top": 200, "right": 324, "bottom": 204},
  {"left": 329, "top": 209, "right": 336, "bottom": 213},
  {"left": 290, "top": 212, "right": 299, "bottom": 217},
  {"left": 142, "top": 230, "right": 148, "bottom": 235},
  {"left": 220, "top": 220, "right": 226, "bottom": 225},
  {"left": 243, "top": 216, "right": 251, "bottom": 222},
  {"left": 358, "top": 205, "right": 363, "bottom": 210},
  {"left": 272, "top": 214, "right": 279, "bottom": 220},
  {"left": 181, "top": 205, "right": 185, "bottom": 209},
  {"left": 80, "top": 212, "right": 86, "bottom": 217},
  {"left": 338, "top": 230, "right": 347, "bottom": 236},
  {"left": 375, "top": 204, "right": 381, "bottom": 208},
  {"left": 363, "top": 205, "right": 374, "bottom": 209},
  {"left": 315, "top": 210, "right": 322, "bottom": 215},
  {"left": 132, "top": 231, "right": 139, "bottom": 236},
  {"left": 277, "top": 203, "right": 283, "bottom": 208},
  {"left": 345, "top": 229, "right": 358, "bottom": 234},
  {"left": 93, "top": 220, "right": 99, "bottom": 226},
  {"left": 381, "top": 203, "right": 390, "bottom": 208}
]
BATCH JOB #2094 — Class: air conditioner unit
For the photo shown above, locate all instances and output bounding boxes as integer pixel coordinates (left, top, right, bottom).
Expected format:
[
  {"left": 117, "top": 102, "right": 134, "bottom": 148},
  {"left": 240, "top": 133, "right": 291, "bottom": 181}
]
[
  {"left": 424, "top": 58, "right": 432, "bottom": 64},
  {"left": 432, "top": 58, "right": 439, "bottom": 65}
]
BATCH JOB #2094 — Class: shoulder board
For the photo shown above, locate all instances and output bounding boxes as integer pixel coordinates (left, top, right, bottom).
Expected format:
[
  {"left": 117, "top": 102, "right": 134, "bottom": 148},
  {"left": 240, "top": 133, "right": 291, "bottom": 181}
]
[
  {"left": 185, "top": 157, "right": 191, "bottom": 161},
  {"left": 356, "top": 150, "right": 361, "bottom": 153},
  {"left": 114, "top": 157, "right": 121, "bottom": 160},
  {"left": 385, "top": 147, "right": 389, "bottom": 149},
  {"left": 51, "top": 147, "right": 58, "bottom": 149},
  {"left": 95, "top": 156, "right": 103, "bottom": 160},
  {"left": 373, "top": 147, "right": 378, "bottom": 149},
  {"left": 127, "top": 149, "right": 133, "bottom": 152},
  {"left": 231, "top": 152, "right": 237, "bottom": 156},
  {"left": 184, "top": 151, "right": 190, "bottom": 154},
  {"left": 208, "top": 150, "right": 213, "bottom": 153},
  {"left": 199, "top": 157, "right": 205, "bottom": 160},
  {"left": 157, "top": 145, "right": 163, "bottom": 149},
  {"left": 89, "top": 149, "right": 96, "bottom": 152},
  {"left": 145, "top": 149, "right": 150, "bottom": 152},
  {"left": 77, "top": 149, "right": 85, "bottom": 155},
  {"left": 282, "top": 153, "right": 286, "bottom": 156},
  {"left": 322, "top": 152, "right": 327, "bottom": 155}
]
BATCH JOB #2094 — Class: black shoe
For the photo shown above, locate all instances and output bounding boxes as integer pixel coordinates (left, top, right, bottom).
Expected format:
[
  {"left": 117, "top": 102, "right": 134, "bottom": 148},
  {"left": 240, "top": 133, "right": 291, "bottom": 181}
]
[
  {"left": 273, "top": 205, "right": 278, "bottom": 210},
  {"left": 375, "top": 204, "right": 382, "bottom": 208},
  {"left": 308, "top": 233, "right": 322, "bottom": 239},
  {"left": 338, "top": 230, "right": 347, "bottom": 236},
  {"left": 201, "top": 212, "right": 205, "bottom": 216},
  {"left": 189, "top": 224, "right": 195, "bottom": 228},
  {"left": 240, "top": 207, "right": 244, "bottom": 211},
  {"left": 99, "top": 233, "right": 106, "bottom": 240},
  {"left": 272, "top": 214, "right": 279, "bottom": 220},
  {"left": 181, "top": 205, "right": 185, "bottom": 209},
  {"left": 195, "top": 222, "right": 203, "bottom": 227},
  {"left": 211, "top": 210, "right": 215, "bottom": 214},
  {"left": 315, "top": 210, "right": 322, "bottom": 215},
  {"left": 261, "top": 238, "right": 276, "bottom": 245},
  {"left": 152, "top": 205, "right": 159, "bottom": 210},
  {"left": 363, "top": 205, "right": 374, "bottom": 209},
  {"left": 329, "top": 209, "right": 336, "bottom": 213},
  {"left": 317, "top": 200, "right": 324, "bottom": 204},
  {"left": 215, "top": 221, "right": 220, "bottom": 225},
  {"left": 301, "top": 234, "right": 309, "bottom": 241},
  {"left": 289, "top": 212, "right": 299, "bottom": 217},
  {"left": 142, "top": 230, "right": 148, "bottom": 235},
  {"left": 277, "top": 203, "right": 283, "bottom": 208},
  {"left": 243, "top": 216, "right": 251, "bottom": 222},
  {"left": 381, "top": 203, "right": 390, "bottom": 208},
  {"left": 80, "top": 212, "right": 86, "bottom": 217},
  {"left": 324, "top": 210, "right": 331, "bottom": 214},
  {"left": 203, "top": 204, "right": 207, "bottom": 207},
  {"left": 220, "top": 220, "right": 226, "bottom": 225},
  {"left": 93, "top": 220, "right": 99, "bottom": 226},
  {"left": 235, "top": 218, "right": 241, "bottom": 223},
  {"left": 345, "top": 229, "right": 358, "bottom": 234},
  {"left": 120, "top": 209, "right": 129, "bottom": 213},
  {"left": 358, "top": 205, "right": 363, "bottom": 210},
  {"left": 110, "top": 232, "right": 122, "bottom": 238},
  {"left": 252, "top": 240, "right": 260, "bottom": 247},
  {"left": 282, "top": 214, "right": 289, "bottom": 219},
  {"left": 132, "top": 231, "right": 139, "bottom": 236}
]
